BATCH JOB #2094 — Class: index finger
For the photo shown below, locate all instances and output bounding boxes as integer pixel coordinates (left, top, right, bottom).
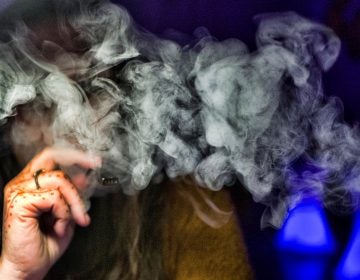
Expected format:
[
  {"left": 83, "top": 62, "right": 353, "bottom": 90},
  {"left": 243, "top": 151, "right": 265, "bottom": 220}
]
[{"left": 24, "top": 147, "right": 101, "bottom": 175}]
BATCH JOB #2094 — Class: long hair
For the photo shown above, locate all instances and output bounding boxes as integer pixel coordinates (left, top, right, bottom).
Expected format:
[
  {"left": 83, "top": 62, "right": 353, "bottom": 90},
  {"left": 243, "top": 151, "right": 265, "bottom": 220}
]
[{"left": 45, "top": 183, "right": 168, "bottom": 280}]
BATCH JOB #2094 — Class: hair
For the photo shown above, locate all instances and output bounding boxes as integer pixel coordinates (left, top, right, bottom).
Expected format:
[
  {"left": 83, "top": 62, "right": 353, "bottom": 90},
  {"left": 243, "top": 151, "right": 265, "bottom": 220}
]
[{"left": 45, "top": 183, "right": 168, "bottom": 280}]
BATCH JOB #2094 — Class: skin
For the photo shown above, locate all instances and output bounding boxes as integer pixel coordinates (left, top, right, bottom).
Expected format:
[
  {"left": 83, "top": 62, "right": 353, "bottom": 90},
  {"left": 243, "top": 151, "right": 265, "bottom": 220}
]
[{"left": 0, "top": 147, "right": 101, "bottom": 280}]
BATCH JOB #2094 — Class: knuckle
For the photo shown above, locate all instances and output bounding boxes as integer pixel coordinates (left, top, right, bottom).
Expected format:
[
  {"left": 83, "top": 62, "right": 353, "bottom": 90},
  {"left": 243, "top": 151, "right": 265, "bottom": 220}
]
[
  {"left": 4, "top": 183, "right": 12, "bottom": 193},
  {"left": 52, "top": 170, "right": 71, "bottom": 181},
  {"left": 51, "top": 170, "right": 65, "bottom": 178},
  {"left": 4, "top": 182, "right": 20, "bottom": 195},
  {"left": 41, "top": 171, "right": 73, "bottom": 185},
  {"left": 54, "top": 177, "right": 74, "bottom": 189},
  {"left": 55, "top": 190, "right": 65, "bottom": 201},
  {"left": 49, "top": 189, "right": 60, "bottom": 198}
]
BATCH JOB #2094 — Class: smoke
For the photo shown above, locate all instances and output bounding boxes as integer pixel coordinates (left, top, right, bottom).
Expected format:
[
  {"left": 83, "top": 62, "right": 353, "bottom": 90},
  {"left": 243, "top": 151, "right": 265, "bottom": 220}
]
[{"left": 0, "top": 0, "right": 353, "bottom": 226}]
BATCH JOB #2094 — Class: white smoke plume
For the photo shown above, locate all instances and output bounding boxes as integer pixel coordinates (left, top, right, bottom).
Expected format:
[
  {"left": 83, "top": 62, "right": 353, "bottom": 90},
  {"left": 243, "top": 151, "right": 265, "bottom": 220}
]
[{"left": 0, "top": 0, "right": 352, "bottom": 226}]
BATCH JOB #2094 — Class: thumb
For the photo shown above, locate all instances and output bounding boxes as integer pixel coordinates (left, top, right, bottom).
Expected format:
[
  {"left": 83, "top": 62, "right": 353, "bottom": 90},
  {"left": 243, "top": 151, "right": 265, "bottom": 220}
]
[{"left": 46, "top": 221, "right": 75, "bottom": 262}]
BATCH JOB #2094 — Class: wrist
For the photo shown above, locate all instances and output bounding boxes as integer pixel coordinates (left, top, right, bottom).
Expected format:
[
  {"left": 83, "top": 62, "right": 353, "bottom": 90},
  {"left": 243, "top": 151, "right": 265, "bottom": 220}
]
[
  {"left": 0, "top": 256, "right": 44, "bottom": 280},
  {"left": 0, "top": 257, "right": 26, "bottom": 280}
]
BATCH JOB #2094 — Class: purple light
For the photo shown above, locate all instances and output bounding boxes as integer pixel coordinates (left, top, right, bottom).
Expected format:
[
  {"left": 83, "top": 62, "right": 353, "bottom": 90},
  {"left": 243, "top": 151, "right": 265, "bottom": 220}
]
[{"left": 335, "top": 211, "right": 360, "bottom": 280}]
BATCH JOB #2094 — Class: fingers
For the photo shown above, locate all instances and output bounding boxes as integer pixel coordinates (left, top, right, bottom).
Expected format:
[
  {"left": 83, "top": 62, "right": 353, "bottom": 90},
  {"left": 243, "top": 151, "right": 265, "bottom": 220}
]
[
  {"left": 0, "top": 147, "right": 97, "bottom": 278},
  {"left": 35, "top": 170, "right": 91, "bottom": 227},
  {"left": 4, "top": 171, "right": 90, "bottom": 231},
  {"left": 4, "top": 146, "right": 96, "bottom": 239},
  {"left": 26, "top": 147, "right": 101, "bottom": 175},
  {"left": 47, "top": 220, "right": 75, "bottom": 260},
  {"left": 36, "top": 170, "right": 90, "bottom": 226},
  {"left": 4, "top": 189, "right": 71, "bottom": 236},
  {"left": 51, "top": 192, "right": 72, "bottom": 237},
  {"left": 70, "top": 172, "right": 91, "bottom": 191},
  {"left": 2, "top": 187, "right": 77, "bottom": 270}
]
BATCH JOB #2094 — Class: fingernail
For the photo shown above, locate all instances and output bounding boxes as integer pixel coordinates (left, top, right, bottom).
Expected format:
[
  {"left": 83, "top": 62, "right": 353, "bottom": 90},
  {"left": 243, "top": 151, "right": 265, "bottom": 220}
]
[{"left": 84, "top": 213, "right": 91, "bottom": 225}]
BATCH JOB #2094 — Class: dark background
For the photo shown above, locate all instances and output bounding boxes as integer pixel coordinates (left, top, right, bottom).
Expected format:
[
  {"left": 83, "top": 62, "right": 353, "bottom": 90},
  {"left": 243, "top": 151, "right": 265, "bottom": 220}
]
[{"left": 115, "top": 0, "right": 360, "bottom": 123}]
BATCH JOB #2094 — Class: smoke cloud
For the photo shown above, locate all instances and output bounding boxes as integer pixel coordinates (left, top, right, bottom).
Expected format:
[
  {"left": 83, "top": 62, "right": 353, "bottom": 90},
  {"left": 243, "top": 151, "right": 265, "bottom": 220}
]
[{"left": 0, "top": 0, "right": 353, "bottom": 226}]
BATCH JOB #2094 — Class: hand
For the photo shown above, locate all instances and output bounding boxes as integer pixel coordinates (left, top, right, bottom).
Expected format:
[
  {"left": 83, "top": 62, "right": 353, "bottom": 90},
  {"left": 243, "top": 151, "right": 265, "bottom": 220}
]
[{"left": 0, "top": 147, "right": 101, "bottom": 280}]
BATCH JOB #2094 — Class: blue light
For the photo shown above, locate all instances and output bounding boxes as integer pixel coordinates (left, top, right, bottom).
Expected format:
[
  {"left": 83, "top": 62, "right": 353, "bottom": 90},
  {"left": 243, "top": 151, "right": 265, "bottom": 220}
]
[
  {"left": 278, "top": 254, "right": 330, "bottom": 280},
  {"left": 277, "top": 198, "right": 336, "bottom": 254},
  {"left": 276, "top": 198, "right": 336, "bottom": 280},
  {"left": 335, "top": 211, "right": 360, "bottom": 280}
]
